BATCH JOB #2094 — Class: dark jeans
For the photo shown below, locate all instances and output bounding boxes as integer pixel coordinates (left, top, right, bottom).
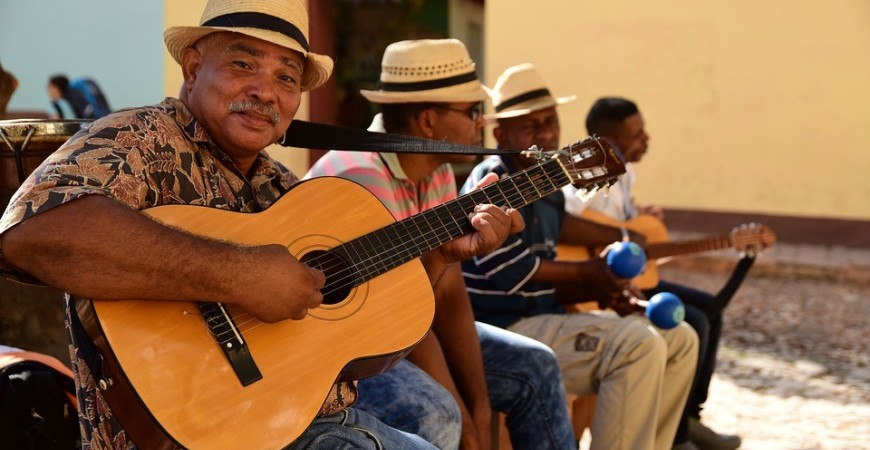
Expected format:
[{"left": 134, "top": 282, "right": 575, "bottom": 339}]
[
  {"left": 646, "top": 281, "right": 722, "bottom": 444},
  {"left": 355, "top": 322, "right": 575, "bottom": 450}
]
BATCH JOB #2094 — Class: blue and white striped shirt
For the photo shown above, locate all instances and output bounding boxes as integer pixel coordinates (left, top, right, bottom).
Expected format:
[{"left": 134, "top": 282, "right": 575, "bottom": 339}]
[{"left": 460, "top": 156, "right": 566, "bottom": 328}]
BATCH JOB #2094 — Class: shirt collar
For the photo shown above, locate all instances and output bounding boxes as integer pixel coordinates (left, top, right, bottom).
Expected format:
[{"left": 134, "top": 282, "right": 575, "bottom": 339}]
[
  {"left": 164, "top": 97, "right": 211, "bottom": 144},
  {"left": 164, "top": 97, "right": 288, "bottom": 182}
]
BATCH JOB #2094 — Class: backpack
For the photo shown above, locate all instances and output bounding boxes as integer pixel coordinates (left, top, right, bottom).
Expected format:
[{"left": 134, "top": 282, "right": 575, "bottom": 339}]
[
  {"left": 67, "top": 78, "right": 111, "bottom": 119},
  {"left": 0, "top": 351, "right": 80, "bottom": 449}
]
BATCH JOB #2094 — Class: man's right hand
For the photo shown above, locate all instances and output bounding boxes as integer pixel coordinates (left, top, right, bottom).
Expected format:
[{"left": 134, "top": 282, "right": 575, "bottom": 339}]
[
  {"left": 574, "top": 257, "right": 631, "bottom": 305},
  {"left": 238, "top": 244, "right": 325, "bottom": 323}
]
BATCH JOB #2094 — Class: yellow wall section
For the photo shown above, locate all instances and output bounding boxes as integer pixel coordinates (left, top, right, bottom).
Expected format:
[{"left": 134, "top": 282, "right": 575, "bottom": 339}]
[
  {"left": 162, "top": 0, "right": 311, "bottom": 177},
  {"left": 486, "top": 0, "right": 870, "bottom": 221}
]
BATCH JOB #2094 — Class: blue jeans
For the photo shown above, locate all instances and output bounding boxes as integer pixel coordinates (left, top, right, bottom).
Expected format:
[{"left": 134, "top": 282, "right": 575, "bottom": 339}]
[
  {"left": 356, "top": 322, "right": 575, "bottom": 450},
  {"left": 357, "top": 359, "right": 462, "bottom": 449},
  {"left": 289, "top": 408, "right": 438, "bottom": 449},
  {"left": 479, "top": 322, "right": 576, "bottom": 450}
]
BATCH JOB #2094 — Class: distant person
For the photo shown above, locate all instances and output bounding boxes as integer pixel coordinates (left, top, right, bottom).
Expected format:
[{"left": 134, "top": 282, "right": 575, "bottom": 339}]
[
  {"left": 46, "top": 75, "right": 77, "bottom": 119},
  {"left": 47, "top": 74, "right": 112, "bottom": 119},
  {"left": 0, "top": 60, "right": 18, "bottom": 115}
]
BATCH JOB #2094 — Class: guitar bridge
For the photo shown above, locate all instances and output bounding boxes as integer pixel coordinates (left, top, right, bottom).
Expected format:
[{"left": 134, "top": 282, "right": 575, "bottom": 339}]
[{"left": 199, "top": 302, "right": 263, "bottom": 386}]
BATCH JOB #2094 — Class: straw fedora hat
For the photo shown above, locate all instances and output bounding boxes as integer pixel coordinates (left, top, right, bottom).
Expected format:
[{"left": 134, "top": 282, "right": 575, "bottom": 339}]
[
  {"left": 164, "top": 0, "right": 333, "bottom": 91},
  {"left": 360, "top": 39, "right": 489, "bottom": 104},
  {"left": 486, "top": 63, "right": 576, "bottom": 119}
]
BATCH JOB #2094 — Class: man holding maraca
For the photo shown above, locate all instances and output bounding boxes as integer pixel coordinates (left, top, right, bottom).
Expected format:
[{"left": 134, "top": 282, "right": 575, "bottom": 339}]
[{"left": 460, "top": 63, "right": 698, "bottom": 450}]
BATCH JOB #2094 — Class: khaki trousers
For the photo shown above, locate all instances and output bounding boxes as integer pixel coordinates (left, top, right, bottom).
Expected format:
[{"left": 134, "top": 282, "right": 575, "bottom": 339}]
[{"left": 509, "top": 311, "right": 698, "bottom": 450}]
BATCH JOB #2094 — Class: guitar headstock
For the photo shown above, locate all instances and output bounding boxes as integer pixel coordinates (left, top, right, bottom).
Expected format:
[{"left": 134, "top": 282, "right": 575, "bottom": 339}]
[
  {"left": 730, "top": 223, "right": 777, "bottom": 256},
  {"left": 548, "top": 136, "right": 627, "bottom": 199}
]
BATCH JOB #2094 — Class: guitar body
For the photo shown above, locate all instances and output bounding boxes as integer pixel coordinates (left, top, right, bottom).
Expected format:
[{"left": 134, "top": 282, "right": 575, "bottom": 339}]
[
  {"left": 77, "top": 177, "right": 435, "bottom": 449},
  {"left": 558, "top": 209, "right": 670, "bottom": 289}
]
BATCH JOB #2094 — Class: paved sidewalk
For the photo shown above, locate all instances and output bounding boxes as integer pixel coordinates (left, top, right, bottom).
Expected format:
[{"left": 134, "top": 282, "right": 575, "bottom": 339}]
[{"left": 760, "top": 242, "right": 870, "bottom": 270}]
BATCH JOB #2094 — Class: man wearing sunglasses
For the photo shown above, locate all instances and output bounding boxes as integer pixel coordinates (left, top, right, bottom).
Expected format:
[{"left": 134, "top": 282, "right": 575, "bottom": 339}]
[{"left": 306, "top": 39, "right": 576, "bottom": 450}]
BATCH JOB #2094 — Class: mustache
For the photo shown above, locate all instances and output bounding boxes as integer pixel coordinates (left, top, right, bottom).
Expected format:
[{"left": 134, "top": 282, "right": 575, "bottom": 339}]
[{"left": 228, "top": 100, "right": 280, "bottom": 126}]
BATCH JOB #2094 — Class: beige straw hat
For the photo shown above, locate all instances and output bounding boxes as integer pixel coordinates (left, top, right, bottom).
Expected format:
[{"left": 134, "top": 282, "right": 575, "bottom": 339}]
[
  {"left": 164, "top": 0, "right": 333, "bottom": 91},
  {"left": 360, "top": 39, "right": 489, "bottom": 104},
  {"left": 486, "top": 63, "right": 576, "bottom": 119}
]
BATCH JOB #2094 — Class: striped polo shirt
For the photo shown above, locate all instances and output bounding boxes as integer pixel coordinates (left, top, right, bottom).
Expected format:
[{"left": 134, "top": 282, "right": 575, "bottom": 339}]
[
  {"left": 460, "top": 156, "right": 566, "bottom": 328},
  {"left": 304, "top": 116, "right": 457, "bottom": 221}
]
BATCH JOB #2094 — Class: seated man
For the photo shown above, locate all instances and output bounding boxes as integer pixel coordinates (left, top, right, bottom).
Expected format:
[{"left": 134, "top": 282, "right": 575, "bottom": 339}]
[
  {"left": 0, "top": 1, "right": 521, "bottom": 448},
  {"left": 306, "top": 39, "right": 575, "bottom": 450},
  {"left": 461, "top": 63, "right": 699, "bottom": 450},
  {"left": 563, "top": 97, "right": 743, "bottom": 450}
]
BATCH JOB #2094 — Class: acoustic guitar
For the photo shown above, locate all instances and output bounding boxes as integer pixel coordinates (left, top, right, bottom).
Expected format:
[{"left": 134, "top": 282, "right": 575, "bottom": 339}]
[
  {"left": 558, "top": 209, "right": 777, "bottom": 289},
  {"left": 76, "top": 138, "right": 626, "bottom": 449}
]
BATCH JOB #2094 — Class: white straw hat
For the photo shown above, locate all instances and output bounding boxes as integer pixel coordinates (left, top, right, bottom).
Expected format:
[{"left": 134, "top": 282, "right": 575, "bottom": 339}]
[
  {"left": 164, "top": 0, "right": 333, "bottom": 91},
  {"left": 486, "top": 63, "right": 576, "bottom": 119},
  {"left": 360, "top": 39, "right": 489, "bottom": 104}
]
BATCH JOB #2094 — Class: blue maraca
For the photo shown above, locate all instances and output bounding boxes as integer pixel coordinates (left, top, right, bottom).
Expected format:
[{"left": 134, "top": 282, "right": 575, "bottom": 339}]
[
  {"left": 636, "top": 292, "right": 685, "bottom": 329},
  {"left": 605, "top": 241, "right": 647, "bottom": 278},
  {"left": 604, "top": 240, "right": 684, "bottom": 329}
]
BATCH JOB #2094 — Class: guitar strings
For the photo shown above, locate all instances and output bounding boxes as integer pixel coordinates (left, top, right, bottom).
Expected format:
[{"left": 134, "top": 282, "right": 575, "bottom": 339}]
[
  {"left": 301, "top": 144, "right": 605, "bottom": 291},
  {"left": 309, "top": 175, "right": 536, "bottom": 299},
  {"left": 297, "top": 160, "right": 564, "bottom": 300},
  {"left": 304, "top": 151, "right": 609, "bottom": 301},
  {"left": 304, "top": 173, "right": 535, "bottom": 290},
  {"left": 308, "top": 148, "right": 614, "bottom": 300}
]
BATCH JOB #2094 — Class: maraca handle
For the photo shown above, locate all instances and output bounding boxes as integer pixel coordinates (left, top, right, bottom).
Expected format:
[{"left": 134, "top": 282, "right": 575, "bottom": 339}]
[{"left": 634, "top": 299, "right": 652, "bottom": 308}]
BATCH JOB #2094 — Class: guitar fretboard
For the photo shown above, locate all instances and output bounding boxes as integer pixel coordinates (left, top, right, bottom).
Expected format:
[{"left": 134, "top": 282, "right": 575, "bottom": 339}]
[
  {"left": 336, "top": 158, "right": 573, "bottom": 284},
  {"left": 645, "top": 236, "right": 733, "bottom": 260}
]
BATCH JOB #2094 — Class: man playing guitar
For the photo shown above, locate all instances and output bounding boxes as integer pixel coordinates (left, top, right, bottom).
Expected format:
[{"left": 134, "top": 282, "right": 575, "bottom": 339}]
[{"left": 563, "top": 97, "right": 748, "bottom": 450}]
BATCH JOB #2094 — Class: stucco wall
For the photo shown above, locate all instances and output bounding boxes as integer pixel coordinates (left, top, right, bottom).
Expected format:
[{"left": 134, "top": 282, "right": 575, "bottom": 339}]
[{"left": 485, "top": 0, "right": 870, "bottom": 221}]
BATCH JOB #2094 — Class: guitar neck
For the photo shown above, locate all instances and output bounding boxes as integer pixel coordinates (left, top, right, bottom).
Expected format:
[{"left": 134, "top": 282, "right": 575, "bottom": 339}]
[
  {"left": 645, "top": 235, "right": 733, "bottom": 260},
  {"left": 335, "top": 158, "right": 571, "bottom": 285}
]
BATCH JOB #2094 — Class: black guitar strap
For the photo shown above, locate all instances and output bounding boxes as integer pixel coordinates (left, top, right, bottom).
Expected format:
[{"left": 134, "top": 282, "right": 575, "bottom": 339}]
[{"left": 280, "top": 119, "right": 521, "bottom": 155}]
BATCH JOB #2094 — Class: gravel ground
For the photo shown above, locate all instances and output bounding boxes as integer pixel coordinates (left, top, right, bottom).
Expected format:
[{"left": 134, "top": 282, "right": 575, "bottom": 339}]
[{"left": 653, "top": 258, "right": 870, "bottom": 450}]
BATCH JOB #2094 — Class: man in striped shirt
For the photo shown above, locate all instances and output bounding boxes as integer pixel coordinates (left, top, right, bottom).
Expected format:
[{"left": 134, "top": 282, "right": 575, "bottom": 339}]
[
  {"left": 461, "top": 63, "right": 699, "bottom": 450},
  {"left": 306, "top": 40, "right": 576, "bottom": 450}
]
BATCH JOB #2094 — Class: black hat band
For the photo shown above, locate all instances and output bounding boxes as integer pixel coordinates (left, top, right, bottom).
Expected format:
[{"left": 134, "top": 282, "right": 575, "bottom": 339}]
[
  {"left": 378, "top": 71, "right": 478, "bottom": 92},
  {"left": 495, "top": 88, "right": 552, "bottom": 112},
  {"left": 203, "top": 12, "right": 309, "bottom": 52}
]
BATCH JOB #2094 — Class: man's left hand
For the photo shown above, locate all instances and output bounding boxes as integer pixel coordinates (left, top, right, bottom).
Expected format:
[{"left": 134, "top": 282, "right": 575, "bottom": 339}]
[{"left": 438, "top": 173, "right": 524, "bottom": 263}]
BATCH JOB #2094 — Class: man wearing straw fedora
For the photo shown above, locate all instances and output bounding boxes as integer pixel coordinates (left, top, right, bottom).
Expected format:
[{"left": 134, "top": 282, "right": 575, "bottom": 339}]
[
  {"left": 307, "top": 39, "right": 576, "bottom": 450},
  {"left": 0, "top": 1, "right": 522, "bottom": 448},
  {"left": 461, "top": 63, "right": 699, "bottom": 450}
]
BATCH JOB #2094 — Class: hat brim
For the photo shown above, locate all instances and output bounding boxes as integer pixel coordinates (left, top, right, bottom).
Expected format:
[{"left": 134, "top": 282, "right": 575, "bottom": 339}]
[
  {"left": 360, "top": 80, "right": 491, "bottom": 104},
  {"left": 164, "top": 26, "right": 333, "bottom": 91},
  {"left": 485, "top": 94, "right": 576, "bottom": 120}
]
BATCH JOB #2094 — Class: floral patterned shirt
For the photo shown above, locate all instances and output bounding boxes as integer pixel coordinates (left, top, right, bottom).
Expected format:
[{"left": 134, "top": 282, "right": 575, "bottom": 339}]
[{"left": 0, "top": 98, "right": 357, "bottom": 449}]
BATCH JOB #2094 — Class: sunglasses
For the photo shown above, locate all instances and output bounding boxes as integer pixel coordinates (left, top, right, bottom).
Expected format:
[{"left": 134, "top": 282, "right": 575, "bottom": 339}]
[{"left": 435, "top": 103, "right": 484, "bottom": 121}]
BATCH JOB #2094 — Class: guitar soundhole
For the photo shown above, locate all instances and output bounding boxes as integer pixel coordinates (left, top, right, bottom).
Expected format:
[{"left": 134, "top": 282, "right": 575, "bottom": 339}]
[{"left": 301, "top": 250, "right": 354, "bottom": 305}]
